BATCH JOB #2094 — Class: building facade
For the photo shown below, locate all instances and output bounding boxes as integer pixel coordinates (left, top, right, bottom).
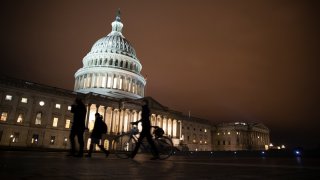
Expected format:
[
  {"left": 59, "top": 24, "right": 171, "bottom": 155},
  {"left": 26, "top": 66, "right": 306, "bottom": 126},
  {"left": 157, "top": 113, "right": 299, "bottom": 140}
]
[
  {"left": 212, "top": 122, "right": 270, "bottom": 151},
  {"left": 0, "top": 76, "right": 212, "bottom": 151},
  {"left": 0, "top": 11, "right": 269, "bottom": 152}
]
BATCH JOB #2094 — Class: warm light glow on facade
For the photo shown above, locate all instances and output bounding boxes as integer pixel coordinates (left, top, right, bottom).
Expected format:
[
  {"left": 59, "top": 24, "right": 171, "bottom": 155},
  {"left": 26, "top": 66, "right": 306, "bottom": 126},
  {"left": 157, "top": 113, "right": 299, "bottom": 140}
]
[
  {"left": 65, "top": 119, "right": 71, "bottom": 128},
  {"left": 53, "top": 117, "right": 58, "bottom": 127}
]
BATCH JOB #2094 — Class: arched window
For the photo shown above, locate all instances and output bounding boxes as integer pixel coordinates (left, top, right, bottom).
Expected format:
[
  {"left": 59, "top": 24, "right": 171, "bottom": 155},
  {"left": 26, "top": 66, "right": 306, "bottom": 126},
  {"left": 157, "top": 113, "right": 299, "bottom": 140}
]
[
  {"left": 99, "top": 59, "right": 102, "bottom": 65},
  {"left": 115, "top": 60, "right": 118, "bottom": 66},
  {"left": 125, "top": 61, "right": 128, "bottom": 68},
  {"left": 104, "top": 59, "right": 107, "bottom": 65},
  {"left": 120, "top": 61, "right": 123, "bottom": 67},
  {"left": 35, "top": 112, "right": 42, "bottom": 125},
  {"left": 109, "top": 59, "right": 113, "bottom": 65},
  {"left": 17, "top": 114, "right": 23, "bottom": 123}
]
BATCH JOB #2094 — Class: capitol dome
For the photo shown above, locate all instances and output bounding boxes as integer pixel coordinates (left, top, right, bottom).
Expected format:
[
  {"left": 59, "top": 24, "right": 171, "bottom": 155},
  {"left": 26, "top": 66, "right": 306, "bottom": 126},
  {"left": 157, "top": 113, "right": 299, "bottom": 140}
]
[
  {"left": 90, "top": 34, "right": 136, "bottom": 59},
  {"left": 74, "top": 10, "right": 146, "bottom": 99}
]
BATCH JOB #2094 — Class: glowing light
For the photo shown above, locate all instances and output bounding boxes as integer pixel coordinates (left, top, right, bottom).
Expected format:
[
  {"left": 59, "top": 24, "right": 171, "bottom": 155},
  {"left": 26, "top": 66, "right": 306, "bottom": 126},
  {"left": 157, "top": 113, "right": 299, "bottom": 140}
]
[
  {"left": 55, "top": 104, "right": 61, "bottom": 109},
  {"left": 39, "top": 101, "right": 45, "bottom": 106},
  {"left": 21, "top": 98, "right": 28, "bottom": 103},
  {"left": 5, "top": 95, "right": 12, "bottom": 101}
]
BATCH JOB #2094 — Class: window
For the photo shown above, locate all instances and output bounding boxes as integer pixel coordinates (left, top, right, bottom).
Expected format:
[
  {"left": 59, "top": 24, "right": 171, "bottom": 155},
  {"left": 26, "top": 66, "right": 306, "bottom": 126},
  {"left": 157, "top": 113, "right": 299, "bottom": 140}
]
[
  {"left": 31, "top": 134, "right": 39, "bottom": 144},
  {"left": 50, "top": 136, "right": 55, "bottom": 145},
  {"left": 65, "top": 119, "right": 71, "bottom": 128},
  {"left": 21, "top": 98, "right": 28, "bottom": 103},
  {"left": 1, "top": 112, "right": 8, "bottom": 121},
  {"left": 223, "top": 140, "right": 225, "bottom": 145},
  {"left": 39, "top": 101, "right": 45, "bottom": 106},
  {"left": 67, "top": 106, "right": 72, "bottom": 111},
  {"left": 52, "top": 117, "right": 58, "bottom": 127},
  {"left": 228, "top": 132, "right": 231, "bottom": 135},
  {"left": 35, "top": 112, "right": 42, "bottom": 125},
  {"left": 17, "top": 114, "right": 23, "bottom": 123},
  {"left": 204, "top": 129, "right": 207, "bottom": 133},
  {"left": 5, "top": 95, "right": 12, "bottom": 101},
  {"left": 55, "top": 104, "right": 61, "bottom": 109}
]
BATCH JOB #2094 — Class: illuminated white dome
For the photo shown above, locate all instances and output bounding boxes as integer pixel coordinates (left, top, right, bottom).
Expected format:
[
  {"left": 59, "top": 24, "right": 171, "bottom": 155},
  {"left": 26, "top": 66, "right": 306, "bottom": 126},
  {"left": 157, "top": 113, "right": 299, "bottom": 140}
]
[{"left": 74, "top": 10, "right": 146, "bottom": 99}]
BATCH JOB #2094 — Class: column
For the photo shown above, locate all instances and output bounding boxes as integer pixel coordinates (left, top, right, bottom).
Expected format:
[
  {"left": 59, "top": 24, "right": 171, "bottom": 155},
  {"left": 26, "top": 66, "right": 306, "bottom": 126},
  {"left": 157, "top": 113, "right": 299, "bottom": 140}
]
[{"left": 85, "top": 104, "right": 91, "bottom": 128}]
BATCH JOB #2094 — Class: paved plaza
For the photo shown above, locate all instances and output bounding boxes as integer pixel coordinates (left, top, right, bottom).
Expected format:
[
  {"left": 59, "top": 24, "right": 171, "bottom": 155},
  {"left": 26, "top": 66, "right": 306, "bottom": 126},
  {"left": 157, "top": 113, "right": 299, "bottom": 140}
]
[{"left": 0, "top": 151, "right": 319, "bottom": 179}]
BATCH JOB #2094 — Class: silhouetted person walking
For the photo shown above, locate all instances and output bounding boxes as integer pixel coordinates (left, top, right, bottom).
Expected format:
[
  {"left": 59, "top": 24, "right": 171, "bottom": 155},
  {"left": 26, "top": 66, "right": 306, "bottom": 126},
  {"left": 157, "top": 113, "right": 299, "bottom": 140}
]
[
  {"left": 69, "top": 98, "right": 86, "bottom": 157},
  {"left": 130, "top": 100, "right": 159, "bottom": 160},
  {"left": 86, "top": 113, "right": 110, "bottom": 158}
]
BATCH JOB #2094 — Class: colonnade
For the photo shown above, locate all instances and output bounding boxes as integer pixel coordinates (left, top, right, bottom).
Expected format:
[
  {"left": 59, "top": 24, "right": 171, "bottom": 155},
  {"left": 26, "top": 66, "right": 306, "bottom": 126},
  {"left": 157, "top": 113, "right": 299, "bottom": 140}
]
[
  {"left": 250, "top": 131, "right": 269, "bottom": 145},
  {"left": 85, "top": 104, "right": 181, "bottom": 138},
  {"left": 74, "top": 73, "right": 144, "bottom": 96}
]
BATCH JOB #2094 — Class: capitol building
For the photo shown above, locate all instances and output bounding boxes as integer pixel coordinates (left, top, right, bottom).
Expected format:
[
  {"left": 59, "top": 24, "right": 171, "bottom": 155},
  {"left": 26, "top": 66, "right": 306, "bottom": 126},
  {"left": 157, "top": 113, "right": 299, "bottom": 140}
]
[{"left": 0, "top": 11, "right": 270, "bottom": 152}]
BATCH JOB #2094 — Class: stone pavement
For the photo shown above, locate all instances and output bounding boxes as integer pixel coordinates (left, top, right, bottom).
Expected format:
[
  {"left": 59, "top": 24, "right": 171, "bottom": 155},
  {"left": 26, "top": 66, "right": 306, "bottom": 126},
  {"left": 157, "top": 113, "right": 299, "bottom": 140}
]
[{"left": 0, "top": 151, "right": 320, "bottom": 179}]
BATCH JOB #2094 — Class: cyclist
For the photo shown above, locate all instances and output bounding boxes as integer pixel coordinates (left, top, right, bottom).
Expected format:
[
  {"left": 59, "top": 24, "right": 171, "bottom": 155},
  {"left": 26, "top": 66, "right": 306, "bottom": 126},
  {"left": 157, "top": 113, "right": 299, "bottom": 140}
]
[{"left": 130, "top": 99, "right": 160, "bottom": 160}]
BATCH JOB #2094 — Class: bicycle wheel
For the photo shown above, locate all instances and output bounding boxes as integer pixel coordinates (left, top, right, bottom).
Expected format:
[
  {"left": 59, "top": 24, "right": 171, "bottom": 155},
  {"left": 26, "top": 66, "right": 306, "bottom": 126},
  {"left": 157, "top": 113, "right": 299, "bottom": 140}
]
[
  {"left": 113, "top": 134, "right": 136, "bottom": 159},
  {"left": 155, "top": 136, "right": 173, "bottom": 160}
]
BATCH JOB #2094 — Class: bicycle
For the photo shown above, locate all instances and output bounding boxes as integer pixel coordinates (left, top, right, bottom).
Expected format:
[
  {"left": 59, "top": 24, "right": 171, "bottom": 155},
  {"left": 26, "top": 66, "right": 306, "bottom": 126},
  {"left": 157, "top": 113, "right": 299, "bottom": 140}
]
[{"left": 113, "top": 125, "right": 174, "bottom": 160}]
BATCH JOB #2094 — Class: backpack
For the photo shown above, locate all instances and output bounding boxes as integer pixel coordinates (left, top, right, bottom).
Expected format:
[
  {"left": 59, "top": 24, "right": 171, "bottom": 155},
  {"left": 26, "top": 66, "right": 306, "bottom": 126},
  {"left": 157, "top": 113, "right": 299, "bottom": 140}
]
[
  {"left": 101, "top": 120, "right": 108, "bottom": 134},
  {"left": 97, "top": 116, "right": 107, "bottom": 134}
]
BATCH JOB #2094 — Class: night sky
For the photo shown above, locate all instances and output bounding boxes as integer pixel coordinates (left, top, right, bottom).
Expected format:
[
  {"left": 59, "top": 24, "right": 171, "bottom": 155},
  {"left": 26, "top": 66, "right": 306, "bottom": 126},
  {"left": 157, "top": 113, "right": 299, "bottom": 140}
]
[{"left": 1, "top": 0, "right": 319, "bottom": 149}]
